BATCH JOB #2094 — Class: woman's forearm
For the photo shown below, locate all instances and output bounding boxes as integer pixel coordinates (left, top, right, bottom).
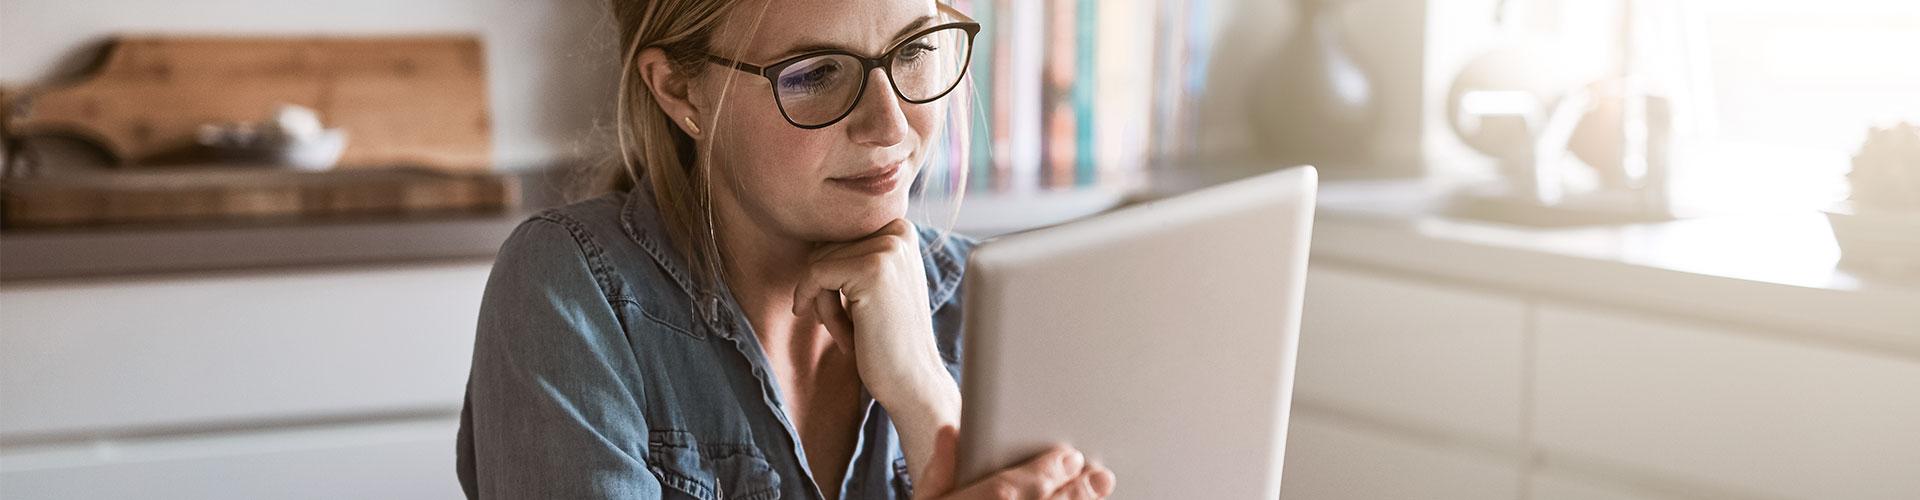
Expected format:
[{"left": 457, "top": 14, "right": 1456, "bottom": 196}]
[{"left": 883, "top": 362, "right": 963, "bottom": 487}]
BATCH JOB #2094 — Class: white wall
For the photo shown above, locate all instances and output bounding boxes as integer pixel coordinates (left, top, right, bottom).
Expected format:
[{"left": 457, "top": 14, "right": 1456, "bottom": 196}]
[{"left": 0, "top": 0, "right": 622, "bottom": 170}]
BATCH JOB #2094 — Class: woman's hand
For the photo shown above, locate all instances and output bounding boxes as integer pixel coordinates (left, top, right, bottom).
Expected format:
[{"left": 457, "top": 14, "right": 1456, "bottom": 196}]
[
  {"left": 940, "top": 447, "right": 1117, "bottom": 500},
  {"left": 796, "top": 219, "right": 1116, "bottom": 499},
  {"left": 792, "top": 218, "right": 951, "bottom": 410},
  {"left": 794, "top": 219, "right": 960, "bottom": 481},
  {"left": 914, "top": 426, "right": 1117, "bottom": 500}
]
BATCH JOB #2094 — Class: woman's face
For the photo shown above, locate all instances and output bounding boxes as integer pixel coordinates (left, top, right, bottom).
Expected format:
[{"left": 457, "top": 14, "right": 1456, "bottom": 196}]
[{"left": 693, "top": 0, "right": 944, "bottom": 243}]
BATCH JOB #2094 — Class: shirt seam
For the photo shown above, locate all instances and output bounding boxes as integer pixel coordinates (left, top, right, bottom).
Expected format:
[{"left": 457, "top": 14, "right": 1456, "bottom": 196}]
[{"left": 528, "top": 210, "right": 624, "bottom": 302}]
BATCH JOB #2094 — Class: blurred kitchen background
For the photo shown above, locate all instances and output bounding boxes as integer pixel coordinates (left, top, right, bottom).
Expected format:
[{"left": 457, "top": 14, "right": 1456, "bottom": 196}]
[{"left": 3, "top": 0, "right": 1918, "bottom": 498}]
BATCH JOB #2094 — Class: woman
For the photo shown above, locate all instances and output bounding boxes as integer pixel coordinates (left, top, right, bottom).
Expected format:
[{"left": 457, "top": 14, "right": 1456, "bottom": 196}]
[{"left": 455, "top": 0, "right": 1116, "bottom": 498}]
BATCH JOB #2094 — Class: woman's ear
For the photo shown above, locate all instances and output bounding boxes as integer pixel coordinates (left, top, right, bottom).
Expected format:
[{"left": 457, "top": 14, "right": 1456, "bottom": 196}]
[{"left": 637, "top": 47, "right": 703, "bottom": 136}]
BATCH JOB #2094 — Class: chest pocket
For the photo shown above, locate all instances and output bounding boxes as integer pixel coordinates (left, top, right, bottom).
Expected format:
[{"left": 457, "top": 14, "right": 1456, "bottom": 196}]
[{"left": 647, "top": 429, "right": 783, "bottom": 500}]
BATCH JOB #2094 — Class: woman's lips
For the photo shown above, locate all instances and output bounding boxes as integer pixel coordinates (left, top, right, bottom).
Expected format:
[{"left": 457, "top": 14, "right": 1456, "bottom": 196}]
[{"left": 829, "top": 162, "right": 903, "bottom": 196}]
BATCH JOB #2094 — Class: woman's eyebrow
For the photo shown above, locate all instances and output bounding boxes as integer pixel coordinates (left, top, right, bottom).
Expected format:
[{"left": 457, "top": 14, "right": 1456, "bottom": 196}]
[
  {"left": 886, "top": 15, "right": 938, "bottom": 44},
  {"left": 771, "top": 15, "right": 936, "bottom": 60}
]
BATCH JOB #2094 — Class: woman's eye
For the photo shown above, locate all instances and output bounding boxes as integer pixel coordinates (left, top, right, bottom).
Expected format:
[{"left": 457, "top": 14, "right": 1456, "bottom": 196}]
[
  {"left": 899, "top": 41, "right": 939, "bottom": 61},
  {"left": 780, "top": 62, "right": 841, "bottom": 92}
]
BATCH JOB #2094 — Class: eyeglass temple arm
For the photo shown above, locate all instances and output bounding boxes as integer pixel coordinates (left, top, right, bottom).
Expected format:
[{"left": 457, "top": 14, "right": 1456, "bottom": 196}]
[
  {"left": 937, "top": 2, "right": 976, "bottom": 24},
  {"left": 704, "top": 54, "right": 766, "bottom": 76}
]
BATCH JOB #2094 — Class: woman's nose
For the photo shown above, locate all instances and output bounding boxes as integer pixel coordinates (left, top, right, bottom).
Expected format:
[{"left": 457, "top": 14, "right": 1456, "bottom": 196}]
[{"left": 845, "top": 67, "right": 910, "bottom": 148}]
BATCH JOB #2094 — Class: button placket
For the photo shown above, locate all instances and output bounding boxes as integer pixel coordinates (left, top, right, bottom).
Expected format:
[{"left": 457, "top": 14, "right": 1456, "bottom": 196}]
[{"left": 705, "top": 284, "right": 839, "bottom": 500}]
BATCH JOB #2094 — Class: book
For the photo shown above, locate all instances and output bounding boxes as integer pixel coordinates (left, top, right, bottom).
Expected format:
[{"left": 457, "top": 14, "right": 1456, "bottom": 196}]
[
  {"left": 964, "top": 0, "right": 996, "bottom": 193},
  {"left": 1073, "top": 0, "right": 1098, "bottom": 187},
  {"left": 1043, "top": 0, "right": 1079, "bottom": 190},
  {"left": 937, "top": 0, "right": 1214, "bottom": 197},
  {"left": 1094, "top": 0, "right": 1156, "bottom": 181}
]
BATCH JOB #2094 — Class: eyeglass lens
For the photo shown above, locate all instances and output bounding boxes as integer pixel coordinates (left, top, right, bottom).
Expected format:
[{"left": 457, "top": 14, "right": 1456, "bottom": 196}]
[{"left": 771, "top": 26, "right": 972, "bottom": 127}]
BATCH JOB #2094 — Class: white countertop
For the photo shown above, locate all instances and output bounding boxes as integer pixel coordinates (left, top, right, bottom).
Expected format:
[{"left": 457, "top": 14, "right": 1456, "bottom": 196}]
[{"left": 1310, "top": 178, "right": 1920, "bottom": 352}]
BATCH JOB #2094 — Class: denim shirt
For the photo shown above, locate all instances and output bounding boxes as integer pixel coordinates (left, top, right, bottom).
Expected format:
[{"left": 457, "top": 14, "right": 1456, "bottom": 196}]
[{"left": 456, "top": 184, "right": 975, "bottom": 500}]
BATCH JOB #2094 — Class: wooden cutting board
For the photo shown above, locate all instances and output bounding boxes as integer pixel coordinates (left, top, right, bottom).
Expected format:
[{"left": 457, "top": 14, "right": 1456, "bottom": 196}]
[
  {"left": 1, "top": 167, "right": 518, "bottom": 229},
  {"left": 4, "top": 35, "right": 491, "bottom": 171}
]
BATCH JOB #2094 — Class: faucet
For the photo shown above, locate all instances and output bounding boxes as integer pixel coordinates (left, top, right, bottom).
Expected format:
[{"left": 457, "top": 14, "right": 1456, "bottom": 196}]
[{"left": 1456, "top": 84, "right": 1673, "bottom": 217}]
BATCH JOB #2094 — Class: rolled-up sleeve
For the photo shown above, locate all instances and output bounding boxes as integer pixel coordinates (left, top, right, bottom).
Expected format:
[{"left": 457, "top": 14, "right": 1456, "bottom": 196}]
[{"left": 458, "top": 217, "right": 661, "bottom": 499}]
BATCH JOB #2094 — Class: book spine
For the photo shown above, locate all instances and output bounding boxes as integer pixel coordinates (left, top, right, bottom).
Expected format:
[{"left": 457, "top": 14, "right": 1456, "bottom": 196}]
[
  {"left": 989, "top": 0, "right": 1017, "bottom": 193},
  {"left": 1094, "top": 0, "right": 1154, "bottom": 180},
  {"left": 1042, "top": 0, "right": 1079, "bottom": 190},
  {"left": 1072, "top": 0, "right": 1097, "bottom": 187},
  {"left": 959, "top": 0, "right": 1216, "bottom": 197},
  {"left": 964, "top": 0, "right": 995, "bottom": 193},
  {"left": 1007, "top": 0, "right": 1045, "bottom": 193}
]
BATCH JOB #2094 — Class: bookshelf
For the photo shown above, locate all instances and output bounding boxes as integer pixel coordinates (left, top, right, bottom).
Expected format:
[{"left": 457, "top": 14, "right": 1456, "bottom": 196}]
[{"left": 916, "top": 0, "right": 1219, "bottom": 232}]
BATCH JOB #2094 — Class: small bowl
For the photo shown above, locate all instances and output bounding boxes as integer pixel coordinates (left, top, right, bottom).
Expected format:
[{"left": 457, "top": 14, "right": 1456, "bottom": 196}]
[
  {"left": 203, "top": 128, "right": 348, "bottom": 171},
  {"left": 1824, "top": 202, "right": 1920, "bottom": 277}
]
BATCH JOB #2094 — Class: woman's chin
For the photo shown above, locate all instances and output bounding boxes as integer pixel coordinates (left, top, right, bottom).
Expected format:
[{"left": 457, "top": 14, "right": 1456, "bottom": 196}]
[{"left": 811, "top": 197, "right": 909, "bottom": 241}]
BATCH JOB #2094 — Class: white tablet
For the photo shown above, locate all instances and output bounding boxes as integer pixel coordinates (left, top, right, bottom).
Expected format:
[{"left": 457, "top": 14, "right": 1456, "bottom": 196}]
[{"left": 955, "top": 166, "right": 1317, "bottom": 498}]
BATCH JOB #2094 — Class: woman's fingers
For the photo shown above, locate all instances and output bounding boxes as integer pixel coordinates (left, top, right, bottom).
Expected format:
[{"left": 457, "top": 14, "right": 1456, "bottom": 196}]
[
  {"left": 1047, "top": 463, "right": 1115, "bottom": 500},
  {"left": 1088, "top": 465, "right": 1115, "bottom": 497},
  {"left": 974, "top": 446, "right": 1084, "bottom": 499},
  {"left": 792, "top": 257, "right": 861, "bottom": 317},
  {"left": 808, "top": 218, "right": 914, "bottom": 263},
  {"left": 795, "top": 218, "right": 925, "bottom": 319},
  {"left": 792, "top": 255, "right": 883, "bottom": 359},
  {"left": 813, "top": 291, "right": 855, "bottom": 353},
  {"left": 926, "top": 444, "right": 1114, "bottom": 500},
  {"left": 793, "top": 245, "right": 912, "bottom": 318}
]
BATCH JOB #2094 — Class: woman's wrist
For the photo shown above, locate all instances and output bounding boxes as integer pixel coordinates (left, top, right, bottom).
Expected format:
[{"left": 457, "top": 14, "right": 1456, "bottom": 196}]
[
  {"left": 863, "top": 333, "right": 961, "bottom": 486},
  {"left": 871, "top": 344, "right": 960, "bottom": 425},
  {"left": 886, "top": 364, "right": 961, "bottom": 487},
  {"left": 899, "top": 364, "right": 961, "bottom": 426}
]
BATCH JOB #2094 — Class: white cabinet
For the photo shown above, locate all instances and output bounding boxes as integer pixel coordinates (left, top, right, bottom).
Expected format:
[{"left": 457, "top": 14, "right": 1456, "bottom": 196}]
[
  {"left": 1279, "top": 411, "right": 1522, "bottom": 500},
  {"left": 1291, "top": 262, "right": 1920, "bottom": 500},
  {"left": 0, "top": 261, "right": 489, "bottom": 500},
  {"left": 0, "top": 262, "right": 489, "bottom": 437},
  {"left": 1295, "top": 265, "right": 1528, "bottom": 444},
  {"left": 1532, "top": 303, "right": 1920, "bottom": 500},
  {"left": 1526, "top": 468, "right": 1683, "bottom": 500},
  {"left": 1, "top": 417, "right": 463, "bottom": 499},
  {"left": 1283, "top": 264, "right": 1528, "bottom": 500}
]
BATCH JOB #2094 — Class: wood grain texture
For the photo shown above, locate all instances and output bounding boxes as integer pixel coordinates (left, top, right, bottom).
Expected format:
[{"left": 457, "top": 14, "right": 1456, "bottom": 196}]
[
  {"left": 6, "top": 35, "right": 491, "bottom": 171},
  {"left": 1, "top": 167, "right": 518, "bottom": 229}
]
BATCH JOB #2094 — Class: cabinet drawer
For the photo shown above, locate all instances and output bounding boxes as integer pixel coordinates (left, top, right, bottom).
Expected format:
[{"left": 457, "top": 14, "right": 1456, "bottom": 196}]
[
  {"left": 1279, "top": 411, "right": 1521, "bottom": 500},
  {"left": 1, "top": 417, "right": 462, "bottom": 499},
  {"left": 1528, "top": 468, "right": 1684, "bottom": 500},
  {"left": 1533, "top": 304, "right": 1920, "bottom": 500},
  {"left": 1295, "top": 265, "right": 1528, "bottom": 442},
  {"left": 1, "top": 262, "right": 490, "bottom": 438}
]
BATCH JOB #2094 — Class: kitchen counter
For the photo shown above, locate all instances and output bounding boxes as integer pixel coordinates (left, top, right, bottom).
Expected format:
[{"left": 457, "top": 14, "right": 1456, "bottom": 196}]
[
  {"left": 1116, "top": 163, "right": 1918, "bottom": 353},
  {"left": 0, "top": 167, "right": 573, "bottom": 283},
  {"left": 8, "top": 162, "right": 1917, "bottom": 354},
  {"left": 1286, "top": 170, "right": 1920, "bottom": 500},
  {"left": 0, "top": 212, "right": 522, "bottom": 282},
  {"left": 1307, "top": 177, "right": 1920, "bottom": 354}
]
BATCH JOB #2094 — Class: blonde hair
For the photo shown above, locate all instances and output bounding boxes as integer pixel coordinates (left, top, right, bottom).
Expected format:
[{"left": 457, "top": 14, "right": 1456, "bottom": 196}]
[
  {"left": 588, "top": 0, "right": 758, "bottom": 291},
  {"left": 589, "top": 0, "right": 973, "bottom": 290}
]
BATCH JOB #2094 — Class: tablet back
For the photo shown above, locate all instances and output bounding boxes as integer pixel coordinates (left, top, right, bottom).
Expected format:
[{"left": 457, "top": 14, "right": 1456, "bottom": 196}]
[{"left": 957, "top": 166, "right": 1317, "bottom": 498}]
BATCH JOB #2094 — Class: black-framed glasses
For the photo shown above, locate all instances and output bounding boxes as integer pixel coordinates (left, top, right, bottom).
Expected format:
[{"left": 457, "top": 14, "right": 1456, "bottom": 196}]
[{"left": 704, "top": 4, "right": 980, "bottom": 129}]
